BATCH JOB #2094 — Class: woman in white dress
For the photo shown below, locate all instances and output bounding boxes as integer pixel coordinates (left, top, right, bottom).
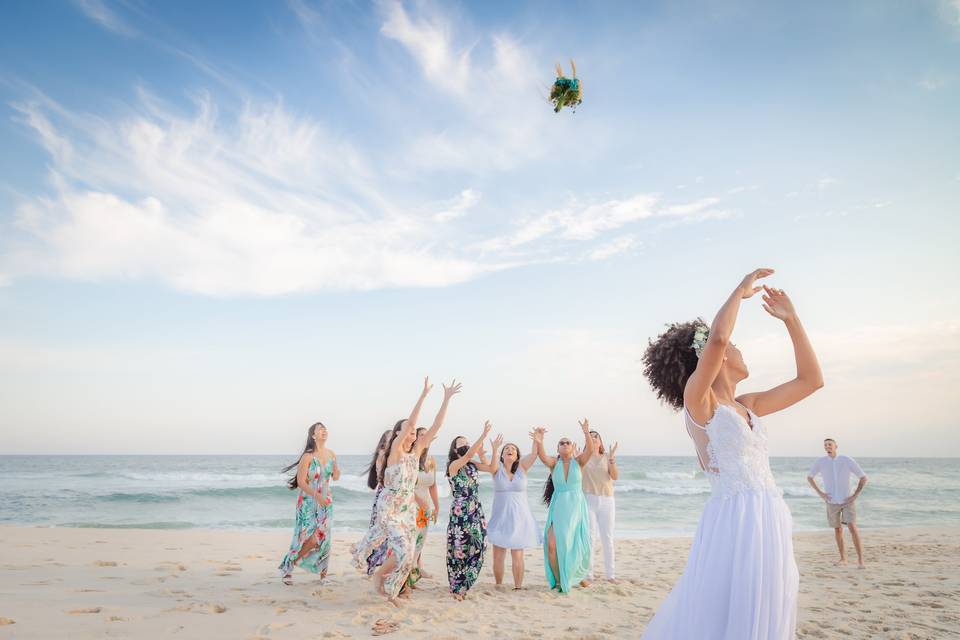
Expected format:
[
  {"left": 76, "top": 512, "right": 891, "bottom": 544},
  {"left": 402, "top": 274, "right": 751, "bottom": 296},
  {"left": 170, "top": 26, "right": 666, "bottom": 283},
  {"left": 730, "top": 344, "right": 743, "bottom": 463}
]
[
  {"left": 485, "top": 435, "right": 542, "bottom": 589},
  {"left": 640, "top": 268, "right": 824, "bottom": 639}
]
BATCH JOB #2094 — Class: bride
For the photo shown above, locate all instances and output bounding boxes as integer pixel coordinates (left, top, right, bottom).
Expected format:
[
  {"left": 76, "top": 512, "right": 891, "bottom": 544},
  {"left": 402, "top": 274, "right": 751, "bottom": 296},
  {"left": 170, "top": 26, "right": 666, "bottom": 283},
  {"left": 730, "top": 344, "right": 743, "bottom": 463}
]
[{"left": 640, "top": 268, "right": 824, "bottom": 639}]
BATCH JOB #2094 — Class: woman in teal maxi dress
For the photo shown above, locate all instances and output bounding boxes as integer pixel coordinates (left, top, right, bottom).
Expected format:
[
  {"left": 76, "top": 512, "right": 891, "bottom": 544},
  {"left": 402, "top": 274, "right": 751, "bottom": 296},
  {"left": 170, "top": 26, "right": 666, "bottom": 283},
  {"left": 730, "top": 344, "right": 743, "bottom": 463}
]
[
  {"left": 279, "top": 422, "right": 340, "bottom": 584},
  {"left": 533, "top": 419, "right": 595, "bottom": 593}
]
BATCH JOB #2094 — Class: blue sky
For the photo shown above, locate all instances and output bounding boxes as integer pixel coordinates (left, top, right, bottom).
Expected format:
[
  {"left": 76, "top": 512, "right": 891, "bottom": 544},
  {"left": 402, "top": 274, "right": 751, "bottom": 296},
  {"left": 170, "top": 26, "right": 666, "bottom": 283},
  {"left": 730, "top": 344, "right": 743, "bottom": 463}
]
[{"left": 0, "top": 0, "right": 958, "bottom": 456}]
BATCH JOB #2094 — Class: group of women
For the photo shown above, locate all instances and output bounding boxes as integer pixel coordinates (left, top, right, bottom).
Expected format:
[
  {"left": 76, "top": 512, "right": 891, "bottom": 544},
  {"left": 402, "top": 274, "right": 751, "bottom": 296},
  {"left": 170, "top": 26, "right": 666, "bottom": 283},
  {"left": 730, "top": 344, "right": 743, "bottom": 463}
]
[
  {"left": 277, "top": 267, "right": 824, "bottom": 639},
  {"left": 277, "top": 378, "right": 620, "bottom": 605}
]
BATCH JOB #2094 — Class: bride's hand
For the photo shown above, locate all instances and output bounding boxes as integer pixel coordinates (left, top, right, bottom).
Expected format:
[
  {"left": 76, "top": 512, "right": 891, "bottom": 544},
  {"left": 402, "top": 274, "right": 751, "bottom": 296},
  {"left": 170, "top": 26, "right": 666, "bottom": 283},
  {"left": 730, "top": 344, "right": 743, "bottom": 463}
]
[
  {"left": 739, "top": 268, "right": 775, "bottom": 299},
  {"left": 761, "top": 285, "right": 797, "bottom": 322}
]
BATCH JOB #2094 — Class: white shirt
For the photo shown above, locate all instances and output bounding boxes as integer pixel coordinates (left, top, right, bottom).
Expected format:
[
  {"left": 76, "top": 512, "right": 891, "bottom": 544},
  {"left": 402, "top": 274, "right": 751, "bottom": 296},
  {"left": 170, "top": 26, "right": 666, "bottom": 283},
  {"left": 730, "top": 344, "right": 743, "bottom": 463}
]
[{"left": 808, "top": 455, "right": 866, "bottom": 504}]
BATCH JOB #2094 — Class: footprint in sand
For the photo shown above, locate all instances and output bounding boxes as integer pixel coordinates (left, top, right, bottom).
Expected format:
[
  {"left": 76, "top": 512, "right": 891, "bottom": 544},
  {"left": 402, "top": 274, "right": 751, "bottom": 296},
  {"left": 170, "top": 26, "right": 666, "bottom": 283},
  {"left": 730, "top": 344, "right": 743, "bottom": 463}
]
[
  {"left": 94, "top": 560, "right": 118, "bottom": 567},
  {"left": 68, "top": 607, "right": 102, "bottom": 614},
  {"left": 108, "top": 616, "right": 125, "bottom": 622},
  {"left": 206, "top": 603, "right": 227, "bottom": 614},
  {"left": 0, "top": 618, "right": 15, "bottom": 625}
]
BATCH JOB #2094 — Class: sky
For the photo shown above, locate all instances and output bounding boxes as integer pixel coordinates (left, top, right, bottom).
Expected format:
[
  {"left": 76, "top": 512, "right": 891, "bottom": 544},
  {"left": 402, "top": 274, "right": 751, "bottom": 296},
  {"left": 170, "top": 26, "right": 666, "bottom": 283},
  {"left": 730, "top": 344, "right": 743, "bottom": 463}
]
[{"left": 0, "top": 0, "right": 958, "bottom": 457}]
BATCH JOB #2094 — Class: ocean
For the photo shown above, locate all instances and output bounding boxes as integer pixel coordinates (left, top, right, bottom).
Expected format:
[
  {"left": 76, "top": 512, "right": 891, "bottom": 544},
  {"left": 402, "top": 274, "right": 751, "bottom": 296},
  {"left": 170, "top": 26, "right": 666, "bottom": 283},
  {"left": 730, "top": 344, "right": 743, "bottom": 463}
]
[{"left": 1, "top": 455, "right": 957, "bottom": 538}]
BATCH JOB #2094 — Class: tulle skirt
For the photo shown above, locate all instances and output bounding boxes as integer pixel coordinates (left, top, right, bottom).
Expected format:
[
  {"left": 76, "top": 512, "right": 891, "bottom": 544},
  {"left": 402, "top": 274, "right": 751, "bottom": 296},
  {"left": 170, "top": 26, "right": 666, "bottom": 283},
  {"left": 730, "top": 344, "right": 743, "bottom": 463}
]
[{"left": 642, "top": 489, "right": 798, "bottom": 640}]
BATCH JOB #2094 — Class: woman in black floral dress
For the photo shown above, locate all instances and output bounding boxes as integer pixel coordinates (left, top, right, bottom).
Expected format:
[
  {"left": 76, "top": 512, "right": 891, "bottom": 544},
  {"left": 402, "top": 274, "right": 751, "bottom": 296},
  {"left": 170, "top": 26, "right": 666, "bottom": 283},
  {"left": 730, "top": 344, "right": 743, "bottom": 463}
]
[{"left": 445, "top": 421, "right": 502, "bottom": 600}]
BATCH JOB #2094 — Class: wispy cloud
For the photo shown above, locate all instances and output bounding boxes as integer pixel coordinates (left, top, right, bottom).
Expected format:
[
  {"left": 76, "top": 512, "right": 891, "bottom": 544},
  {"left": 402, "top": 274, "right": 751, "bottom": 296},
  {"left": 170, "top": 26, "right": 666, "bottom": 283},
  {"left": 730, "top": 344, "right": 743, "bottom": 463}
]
[
  {"left": 918, "top": 71, "right": 949, "bottom": 90},
  {"left": 3, "top": 93, "right": 495, "bottom": 295},
  {"left": 375, "top": 1, "right": 560, "bottom": 174},
  {"left": 588, "top": 235, "right": 638, "bottom": 261},
  {"left": 379, "top": 0, "right": 471, "bottom": 96},
  {"left": 432, "top": 189, "right": 481, "bottom": 222},
  {"left": 4, "top": 90, "right": 724, "bottom": 295},
  {"left": 940, "top": 0, "right": 960, "bottom": 29},
  {"left": 73, "top": 0, "right": 138, "bottom": 37},
  {"left": 476, "top": 192, "right": 733, "bottom": 254}
]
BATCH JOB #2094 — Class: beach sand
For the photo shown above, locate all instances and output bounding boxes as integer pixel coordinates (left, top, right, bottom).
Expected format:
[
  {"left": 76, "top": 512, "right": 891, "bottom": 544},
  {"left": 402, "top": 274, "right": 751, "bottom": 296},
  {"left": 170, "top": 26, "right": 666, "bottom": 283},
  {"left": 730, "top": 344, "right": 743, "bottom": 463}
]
[{"left": 0, "top": 525, "right": 957, "bottom": 639}]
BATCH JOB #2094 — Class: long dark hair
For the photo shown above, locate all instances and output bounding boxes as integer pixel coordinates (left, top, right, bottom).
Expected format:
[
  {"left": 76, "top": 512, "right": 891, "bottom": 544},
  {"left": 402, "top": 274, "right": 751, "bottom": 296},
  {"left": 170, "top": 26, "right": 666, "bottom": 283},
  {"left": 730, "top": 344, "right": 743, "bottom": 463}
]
[
  {"left": 500, "top": 442, "right": 521, "bottom": 474},
  {"left": 542, "top": 475, "right": 554, "bottom": 505},
  {"left": 378, "top": 419, "right": 411, "bottom": 487},
  {"left": 446, "top": 435, "right": 466, "bottom": 477},
  {"left": 364, "top": 429, "right": 392, "bottom": 490},
  {"left": 282, "top": 422, "right": 325, "bottom": 490}
]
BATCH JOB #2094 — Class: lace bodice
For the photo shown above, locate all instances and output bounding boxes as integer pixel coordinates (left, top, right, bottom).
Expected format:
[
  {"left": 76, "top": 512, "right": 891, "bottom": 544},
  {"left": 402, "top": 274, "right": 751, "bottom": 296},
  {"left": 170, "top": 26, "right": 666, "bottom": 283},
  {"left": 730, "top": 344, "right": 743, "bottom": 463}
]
[{"left": 684, "top": 403, "right": 779, "bottom": 498}]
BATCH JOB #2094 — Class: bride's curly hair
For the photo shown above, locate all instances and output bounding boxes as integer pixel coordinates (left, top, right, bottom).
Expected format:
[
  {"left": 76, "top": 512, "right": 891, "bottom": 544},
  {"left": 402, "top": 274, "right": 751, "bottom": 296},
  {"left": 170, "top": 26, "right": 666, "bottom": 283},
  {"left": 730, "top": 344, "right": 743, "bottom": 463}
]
[{"left": 642, "top": 319, "right": 703, "bottom": 411}]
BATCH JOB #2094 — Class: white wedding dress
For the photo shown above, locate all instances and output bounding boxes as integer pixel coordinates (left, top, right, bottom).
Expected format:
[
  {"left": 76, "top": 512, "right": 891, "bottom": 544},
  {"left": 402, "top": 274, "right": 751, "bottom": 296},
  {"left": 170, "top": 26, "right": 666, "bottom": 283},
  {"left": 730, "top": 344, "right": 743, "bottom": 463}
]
[{"left": 642, "top": 402, "right": 799, "bottom": 640}]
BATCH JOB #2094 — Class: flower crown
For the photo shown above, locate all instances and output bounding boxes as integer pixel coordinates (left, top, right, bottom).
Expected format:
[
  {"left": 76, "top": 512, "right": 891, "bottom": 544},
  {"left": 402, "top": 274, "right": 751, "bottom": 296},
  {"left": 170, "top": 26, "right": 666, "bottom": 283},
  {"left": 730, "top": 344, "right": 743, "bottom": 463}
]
[{"left": 691, "top": 322, "right": 710, "bottom": 359}]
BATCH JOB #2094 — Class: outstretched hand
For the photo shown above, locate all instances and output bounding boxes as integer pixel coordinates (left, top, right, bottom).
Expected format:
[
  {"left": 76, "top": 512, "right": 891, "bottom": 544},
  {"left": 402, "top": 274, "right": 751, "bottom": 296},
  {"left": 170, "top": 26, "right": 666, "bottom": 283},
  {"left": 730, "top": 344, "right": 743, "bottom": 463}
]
[
  {"left": 443, "top": 379, "right": 462, "bottom": 400},
  {"left": 422, "top": 376, "right": 433, "bottom": 396},
  {"left": 760, "top": 285, "right": 797, "bottom": 322},
  {"left": 491, "top": 433, "right": 504, "bottom": 452},
  {"left": 609, "top": 442, "right": 619, "bottom": 458},
  {"left": 739, "top": 268, "right": 775, "bottom": 299},
  {"left": 579, "top": 418, "right": 591, "bottom": 434}
]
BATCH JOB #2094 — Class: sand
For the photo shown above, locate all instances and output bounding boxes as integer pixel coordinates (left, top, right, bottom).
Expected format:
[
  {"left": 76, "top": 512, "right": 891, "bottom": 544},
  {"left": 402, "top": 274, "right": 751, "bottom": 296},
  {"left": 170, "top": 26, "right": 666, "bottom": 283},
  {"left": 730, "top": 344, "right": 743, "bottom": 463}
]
[{"left": 0, "top": 525, "right": 957, "bottom": 639}]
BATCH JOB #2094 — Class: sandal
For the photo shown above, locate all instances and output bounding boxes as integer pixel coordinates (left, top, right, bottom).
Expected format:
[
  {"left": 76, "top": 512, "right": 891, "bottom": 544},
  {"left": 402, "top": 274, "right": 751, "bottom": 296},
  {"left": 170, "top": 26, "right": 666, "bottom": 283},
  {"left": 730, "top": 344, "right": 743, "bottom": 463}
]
[{"left": 281, "top": 574, "right": 293, "bottom": 586}]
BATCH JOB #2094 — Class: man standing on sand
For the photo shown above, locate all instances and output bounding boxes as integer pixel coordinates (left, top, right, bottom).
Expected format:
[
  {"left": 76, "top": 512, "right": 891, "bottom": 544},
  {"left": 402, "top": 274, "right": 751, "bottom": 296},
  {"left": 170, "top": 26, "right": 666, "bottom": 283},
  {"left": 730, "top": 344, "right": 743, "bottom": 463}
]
[{"left": 807, "top": 438, "right": 868, "bottom": 568}]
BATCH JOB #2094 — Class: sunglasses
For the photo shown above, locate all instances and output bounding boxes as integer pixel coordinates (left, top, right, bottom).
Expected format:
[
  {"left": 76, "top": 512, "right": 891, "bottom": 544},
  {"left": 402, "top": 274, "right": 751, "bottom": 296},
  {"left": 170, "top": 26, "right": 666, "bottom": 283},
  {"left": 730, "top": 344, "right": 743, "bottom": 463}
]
[{"left": 558, "top": 440, "right": 572, "bottom": 446}]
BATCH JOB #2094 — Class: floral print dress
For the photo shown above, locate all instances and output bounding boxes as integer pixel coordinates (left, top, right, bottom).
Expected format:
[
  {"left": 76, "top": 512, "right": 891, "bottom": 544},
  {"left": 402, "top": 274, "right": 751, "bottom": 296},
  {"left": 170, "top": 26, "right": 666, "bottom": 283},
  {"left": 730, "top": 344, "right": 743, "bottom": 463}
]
[
  {"left": 279, "top": 457, "right": 333, "bottom": 577},
  {"left": 351, "top": 452, "right": 418, "bottom": 598},
  {"left": 363, "top": 485, "right": 389, "bottom": 575},
  {"left": 446, "top": 461, "right": 486, "bottom": 595}
]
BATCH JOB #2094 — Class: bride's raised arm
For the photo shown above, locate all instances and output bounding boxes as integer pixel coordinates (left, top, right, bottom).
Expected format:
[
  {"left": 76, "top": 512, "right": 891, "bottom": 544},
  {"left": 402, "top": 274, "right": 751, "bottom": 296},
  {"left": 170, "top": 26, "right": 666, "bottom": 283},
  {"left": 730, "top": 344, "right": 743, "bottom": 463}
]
[
  {"left": 684, "top": 268, "right": 773, "bottom": 423},
  {"left": 736, "top": 286, "right": 824, "bottom": 417}
]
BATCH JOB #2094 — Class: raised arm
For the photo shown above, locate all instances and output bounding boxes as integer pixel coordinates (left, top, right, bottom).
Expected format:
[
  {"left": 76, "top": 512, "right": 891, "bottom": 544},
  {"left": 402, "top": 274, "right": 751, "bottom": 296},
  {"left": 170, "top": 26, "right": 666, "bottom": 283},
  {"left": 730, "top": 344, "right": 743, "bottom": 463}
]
[
  {"left": 607, "top": 441, "right": 620, "bottom": 480},
  {"left": 477, "top": 433, "right": 503, "bottom": 474},
  {"left": 415, "top": 379, "right": 462, "bottom": 454},
  {"left": 530, "top": 427, "right": 556, "bottom": 469},
  {"left": 575, "top": 418, "right": 595, "bottom": 466},
  {"left": 389, "top": 377, "right": 432, "bottom": 463},
  {"left": 685, "top": 268, "right": 774, "bottom": 424},
  {"left": 449, "top": 421, "right": 493, "bottom": 477},
  {"left": 737, "top": 286, "right": 824, "bottom": 417},
  {"left": 519, "top": 439, "right": 539, "bottom": 472}
]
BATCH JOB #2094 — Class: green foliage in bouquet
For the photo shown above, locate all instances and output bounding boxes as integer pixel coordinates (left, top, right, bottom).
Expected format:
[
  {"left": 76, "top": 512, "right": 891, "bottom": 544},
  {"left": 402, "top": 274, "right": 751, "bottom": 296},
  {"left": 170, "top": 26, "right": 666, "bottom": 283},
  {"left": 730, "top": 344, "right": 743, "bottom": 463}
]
[{"left": 551, "top": 60, "right": 582, "bottom": 113}]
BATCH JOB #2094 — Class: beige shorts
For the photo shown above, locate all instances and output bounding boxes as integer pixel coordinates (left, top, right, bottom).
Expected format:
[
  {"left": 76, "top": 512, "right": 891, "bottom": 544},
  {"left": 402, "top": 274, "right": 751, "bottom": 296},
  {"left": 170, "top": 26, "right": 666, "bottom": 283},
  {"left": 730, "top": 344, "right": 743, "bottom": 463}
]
[{"left": 826, "top": 501, "right": 857, "bottom": 528}]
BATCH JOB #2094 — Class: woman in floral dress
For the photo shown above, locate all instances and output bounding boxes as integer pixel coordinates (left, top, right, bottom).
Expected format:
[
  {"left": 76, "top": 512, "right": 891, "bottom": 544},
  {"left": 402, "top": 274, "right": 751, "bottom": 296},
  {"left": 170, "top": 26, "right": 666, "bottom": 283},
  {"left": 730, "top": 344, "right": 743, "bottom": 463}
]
[
  {"left": 279, "top": 422, "right": 340, "bottom": 584},
  {"left": 445, "top": 421, "right": 501, "bottom": 600},
  {"left": 351, "top": 377, "right": 462, "bottom": 605}
]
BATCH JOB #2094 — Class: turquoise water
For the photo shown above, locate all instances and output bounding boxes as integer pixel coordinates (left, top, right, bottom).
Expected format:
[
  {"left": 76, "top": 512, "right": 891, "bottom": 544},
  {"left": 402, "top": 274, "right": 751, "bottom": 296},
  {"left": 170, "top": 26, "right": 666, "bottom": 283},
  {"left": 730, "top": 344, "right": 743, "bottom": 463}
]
[{"left": 1, "top": 455, "right": 957, "bottom": 537}]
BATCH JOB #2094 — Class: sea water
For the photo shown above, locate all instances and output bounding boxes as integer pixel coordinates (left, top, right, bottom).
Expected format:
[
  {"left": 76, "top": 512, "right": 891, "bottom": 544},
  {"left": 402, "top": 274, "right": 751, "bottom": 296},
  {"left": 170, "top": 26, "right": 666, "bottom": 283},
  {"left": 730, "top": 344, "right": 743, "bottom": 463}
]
[{"left": 1, "top": 455, "right": 957, "bottom": 537}]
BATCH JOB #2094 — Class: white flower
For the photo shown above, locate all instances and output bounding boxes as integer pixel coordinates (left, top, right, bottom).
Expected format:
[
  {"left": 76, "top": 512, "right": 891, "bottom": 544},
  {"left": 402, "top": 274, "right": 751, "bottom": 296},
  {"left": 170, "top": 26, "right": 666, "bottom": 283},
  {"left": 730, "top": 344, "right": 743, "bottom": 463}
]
[{"left": 691, "top": 323, "right": 710, "bottom": 359}]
